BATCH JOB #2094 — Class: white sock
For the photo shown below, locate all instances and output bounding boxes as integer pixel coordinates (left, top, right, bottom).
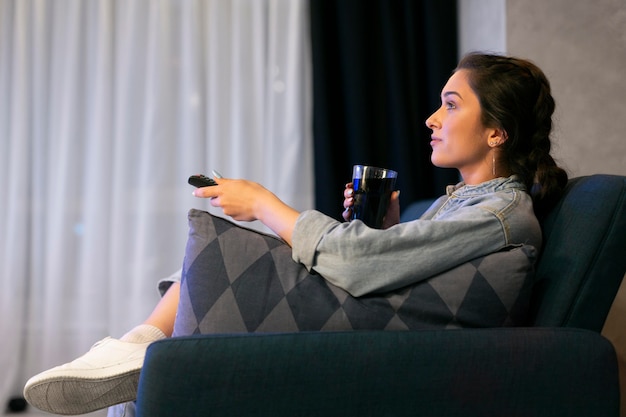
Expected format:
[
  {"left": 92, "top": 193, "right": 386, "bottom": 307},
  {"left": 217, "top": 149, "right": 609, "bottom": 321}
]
[{"left": 120, "top": 324, "right": 166, "bottom": 344}]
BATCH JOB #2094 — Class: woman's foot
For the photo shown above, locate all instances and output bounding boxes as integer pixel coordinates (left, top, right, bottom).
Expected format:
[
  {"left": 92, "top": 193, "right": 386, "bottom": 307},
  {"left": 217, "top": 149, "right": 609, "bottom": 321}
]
[{"left": 24, "top": 325, "right": 165, "bottom": 415}]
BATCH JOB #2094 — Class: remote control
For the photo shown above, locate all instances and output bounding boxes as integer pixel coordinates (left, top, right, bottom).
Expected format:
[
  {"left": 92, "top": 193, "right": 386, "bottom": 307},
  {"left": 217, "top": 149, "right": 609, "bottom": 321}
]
[{"left": 188, "top": 174, "right": 217, "bottom": 188}]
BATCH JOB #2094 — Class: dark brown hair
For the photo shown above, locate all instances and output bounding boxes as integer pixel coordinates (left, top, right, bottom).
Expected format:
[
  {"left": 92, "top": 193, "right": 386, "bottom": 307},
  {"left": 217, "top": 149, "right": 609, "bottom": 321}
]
[{"left": 455, "top": 52, "right": 568, "bottom": 219}]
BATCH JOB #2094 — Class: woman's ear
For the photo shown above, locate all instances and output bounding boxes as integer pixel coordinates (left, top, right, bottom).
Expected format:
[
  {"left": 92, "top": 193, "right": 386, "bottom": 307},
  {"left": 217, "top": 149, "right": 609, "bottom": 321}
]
[{"left": 488, "top": 128, "right": 508, "bottom": 147}]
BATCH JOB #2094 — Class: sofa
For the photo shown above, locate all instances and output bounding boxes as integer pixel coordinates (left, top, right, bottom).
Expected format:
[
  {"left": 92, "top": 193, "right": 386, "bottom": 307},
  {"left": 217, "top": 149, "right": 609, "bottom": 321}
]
[{"left": 135, "top": 174, "right": 625, "bottom": 417}]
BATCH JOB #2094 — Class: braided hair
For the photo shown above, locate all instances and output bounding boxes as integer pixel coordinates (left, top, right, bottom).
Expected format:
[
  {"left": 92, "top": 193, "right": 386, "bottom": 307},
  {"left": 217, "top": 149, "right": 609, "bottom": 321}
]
[{"left": 455, "top": 53, "right": 568, "bottom": 220}]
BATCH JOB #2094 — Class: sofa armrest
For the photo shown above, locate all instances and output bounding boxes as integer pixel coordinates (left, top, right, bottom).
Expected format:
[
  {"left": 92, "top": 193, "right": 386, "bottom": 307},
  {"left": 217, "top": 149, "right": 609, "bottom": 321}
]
[{"left": 135, "top": 328, "right": 620, "bottom": 417}]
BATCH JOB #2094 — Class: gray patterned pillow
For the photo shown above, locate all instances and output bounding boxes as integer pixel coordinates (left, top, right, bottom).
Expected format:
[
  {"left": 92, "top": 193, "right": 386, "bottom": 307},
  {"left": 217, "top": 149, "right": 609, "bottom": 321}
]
[
  {"left": 174, "top": 209, "right": 537, "bottom": 336},
  {"left": 383, "top": 245, "right": 537, "bottom": 329}
]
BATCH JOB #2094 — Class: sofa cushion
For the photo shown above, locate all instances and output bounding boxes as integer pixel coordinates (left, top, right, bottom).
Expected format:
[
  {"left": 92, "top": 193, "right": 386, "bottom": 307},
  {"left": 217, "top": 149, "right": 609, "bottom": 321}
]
[
  {"left": 173, "top": 210, "right": 537, "bottom": 337},
  {"left": 531, "top": 175, "right": 626, "bottom": 330}
]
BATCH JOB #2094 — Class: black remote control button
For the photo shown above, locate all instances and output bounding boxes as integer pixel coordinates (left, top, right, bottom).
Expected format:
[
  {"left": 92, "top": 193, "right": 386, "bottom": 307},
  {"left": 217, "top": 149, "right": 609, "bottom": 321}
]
[{"left": 188, "top": 174, "right": 217, "bottom": 188}]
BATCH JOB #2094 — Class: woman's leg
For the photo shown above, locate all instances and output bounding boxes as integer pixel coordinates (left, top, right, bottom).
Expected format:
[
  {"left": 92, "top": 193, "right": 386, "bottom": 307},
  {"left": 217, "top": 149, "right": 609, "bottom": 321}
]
[
  {"left": 143, "top": 282, "right": 179, "bottom": 337},
  {"left": 23, "top": 282, "right": 180, "bottom": 415}
]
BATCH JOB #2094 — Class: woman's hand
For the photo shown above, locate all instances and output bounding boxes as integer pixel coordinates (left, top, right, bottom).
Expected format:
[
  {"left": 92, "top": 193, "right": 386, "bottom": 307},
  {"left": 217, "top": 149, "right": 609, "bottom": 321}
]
[
  {"left": 342, "top": 182, "right": 355, "bottom": 222},
  {"left": 341, "top": 182, "right": 401, "bottom": 229},
  {"left": 193, "top": 178, "right": 269, "bottom": 222},
  {"left": 193, "top": 177, "right": 299, "bottom": 246}
]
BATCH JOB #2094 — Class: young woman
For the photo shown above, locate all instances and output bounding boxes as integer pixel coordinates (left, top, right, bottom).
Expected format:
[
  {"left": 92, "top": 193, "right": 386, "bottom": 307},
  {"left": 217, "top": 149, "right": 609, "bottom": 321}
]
[{"left": 24, "top": 53, "right": 567, "bottom": 416}]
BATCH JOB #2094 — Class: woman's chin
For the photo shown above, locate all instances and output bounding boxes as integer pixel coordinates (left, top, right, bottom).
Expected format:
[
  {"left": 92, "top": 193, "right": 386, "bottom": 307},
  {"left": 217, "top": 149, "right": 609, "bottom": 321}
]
[{"left": 430, "top": 156, "right": 448, "bottom": 168}]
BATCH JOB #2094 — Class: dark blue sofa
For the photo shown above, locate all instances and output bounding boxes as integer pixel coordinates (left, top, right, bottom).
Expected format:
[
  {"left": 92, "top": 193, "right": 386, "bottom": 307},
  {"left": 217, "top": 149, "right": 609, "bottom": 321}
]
[{"left": 135, "top": 174, "right": 625, "bottom": 417}]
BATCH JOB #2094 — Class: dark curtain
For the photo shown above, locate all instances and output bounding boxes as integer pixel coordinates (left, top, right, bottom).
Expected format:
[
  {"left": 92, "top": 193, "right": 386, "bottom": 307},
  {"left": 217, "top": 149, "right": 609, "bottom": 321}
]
[{"left": 310, "top": 0, "right": 459, "bottom": 218}]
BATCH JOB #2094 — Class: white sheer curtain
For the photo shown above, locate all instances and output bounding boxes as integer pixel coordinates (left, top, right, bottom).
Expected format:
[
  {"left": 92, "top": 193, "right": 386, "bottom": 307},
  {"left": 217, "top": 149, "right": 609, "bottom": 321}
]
[{"left": 0, "top": 0, "right": 313, "bottom": 405}]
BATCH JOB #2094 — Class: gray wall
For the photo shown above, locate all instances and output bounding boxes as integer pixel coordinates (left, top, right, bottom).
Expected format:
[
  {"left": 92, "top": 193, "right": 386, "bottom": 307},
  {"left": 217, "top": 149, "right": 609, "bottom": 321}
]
[{"left": 459, "top": 0, "right": 626, "bottom": 177}]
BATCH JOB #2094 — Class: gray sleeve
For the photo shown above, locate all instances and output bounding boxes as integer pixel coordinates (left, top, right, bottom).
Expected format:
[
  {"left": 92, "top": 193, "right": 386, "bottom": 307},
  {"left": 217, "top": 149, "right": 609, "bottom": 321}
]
[
  {"left": 157, "top": 269, "right": 182, "bottom": 297},
  {"left": 291, "top": 210, "right": 507, "bottom": 297}
]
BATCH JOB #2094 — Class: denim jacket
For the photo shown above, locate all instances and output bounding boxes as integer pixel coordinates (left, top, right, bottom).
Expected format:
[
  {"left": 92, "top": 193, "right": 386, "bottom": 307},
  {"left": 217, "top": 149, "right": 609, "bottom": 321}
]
[{"left": 291, "top": 175, "right": 541, "bottom": 297}]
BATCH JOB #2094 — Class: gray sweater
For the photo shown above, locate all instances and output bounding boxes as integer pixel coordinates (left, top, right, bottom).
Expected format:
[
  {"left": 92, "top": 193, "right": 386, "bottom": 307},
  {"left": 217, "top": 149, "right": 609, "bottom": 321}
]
[{"left": 291, "top": 176, "right": 541, "bottom": 297}]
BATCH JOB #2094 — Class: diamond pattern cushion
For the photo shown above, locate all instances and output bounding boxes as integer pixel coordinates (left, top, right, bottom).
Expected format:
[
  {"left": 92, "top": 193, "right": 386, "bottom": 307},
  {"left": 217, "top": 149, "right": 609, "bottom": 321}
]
[{"left": 173, "top": 209, "right": 537, "bottom": 336}]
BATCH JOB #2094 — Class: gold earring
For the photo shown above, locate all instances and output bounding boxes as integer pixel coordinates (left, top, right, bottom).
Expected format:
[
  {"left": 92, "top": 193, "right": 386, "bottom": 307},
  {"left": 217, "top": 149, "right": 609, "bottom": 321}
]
[{"left": 492, "top": 151, "right": 496, "bottom": 177}]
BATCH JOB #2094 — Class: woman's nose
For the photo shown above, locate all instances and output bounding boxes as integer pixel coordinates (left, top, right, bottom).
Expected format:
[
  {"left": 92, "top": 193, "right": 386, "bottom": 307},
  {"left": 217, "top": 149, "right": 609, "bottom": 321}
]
[{"left": 425, "top": 111, "right": 439, "bottom": 130}]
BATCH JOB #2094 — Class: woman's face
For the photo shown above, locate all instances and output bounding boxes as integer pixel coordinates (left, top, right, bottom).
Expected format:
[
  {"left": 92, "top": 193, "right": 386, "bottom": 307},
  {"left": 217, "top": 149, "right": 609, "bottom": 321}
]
[{"left": 425, "top": 69, "right": 500, "bottom": 184}]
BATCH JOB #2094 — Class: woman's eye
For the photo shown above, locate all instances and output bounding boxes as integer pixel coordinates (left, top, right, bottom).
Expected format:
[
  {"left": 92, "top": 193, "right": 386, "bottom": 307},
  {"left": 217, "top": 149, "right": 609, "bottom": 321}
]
[{"left": 445, "top": 101, "right": 456, "bottom": 110}]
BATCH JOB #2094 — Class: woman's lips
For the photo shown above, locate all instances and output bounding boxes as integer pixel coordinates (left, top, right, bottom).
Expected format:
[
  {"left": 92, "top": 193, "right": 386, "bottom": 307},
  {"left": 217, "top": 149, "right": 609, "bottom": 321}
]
[{"left": 430, "top": 136, "right": 442, "bottom": 147}]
